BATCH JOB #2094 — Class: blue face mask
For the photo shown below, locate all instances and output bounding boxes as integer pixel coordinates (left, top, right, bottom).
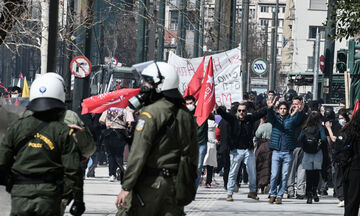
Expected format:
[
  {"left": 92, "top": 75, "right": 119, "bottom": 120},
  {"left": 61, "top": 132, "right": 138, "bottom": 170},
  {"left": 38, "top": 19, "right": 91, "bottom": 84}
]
[{"left": 339, "top": 119, "right": 346, "bottom": 126}]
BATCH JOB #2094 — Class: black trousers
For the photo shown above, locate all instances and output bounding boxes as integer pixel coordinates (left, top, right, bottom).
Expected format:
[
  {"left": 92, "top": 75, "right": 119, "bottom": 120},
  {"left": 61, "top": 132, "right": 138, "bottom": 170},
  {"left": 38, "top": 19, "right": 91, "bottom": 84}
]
[
  {"left": 306, "top": 170, "right": 320, "bottom": 195},
  {"left": 222, "top": 151, "right": 230, "bottom": 188},
  {"left": 333, "top": 163, "right": 344, "bottom": 201},
  {"left": 344, "top": 170, "right": 360, "bottom": 216},
  {"left": 104, "top": 129, "right": 126, "bottom": 177},
  {"left": 206, "top": 166, "right": 214, "bottom": 185}
]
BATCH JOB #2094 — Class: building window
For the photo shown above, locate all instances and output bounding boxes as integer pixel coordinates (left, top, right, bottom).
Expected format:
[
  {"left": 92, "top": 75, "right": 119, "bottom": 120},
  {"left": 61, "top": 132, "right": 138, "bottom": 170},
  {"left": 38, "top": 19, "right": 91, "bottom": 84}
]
[
  {"left": 279, "top": 19, "right": 284, "bottom": 27},
  {"left": 282, "top": 6, "right": 286, "bottom": 13},
  {"left": 260, "top": 19, "right": 269, "bottom": 26},
  {"left": 170, "top": 10, "right": 178, "bottom": 30},
  {"left": 260, "top": 6, "right": 268, "bottom": 13},
  {"left": 250, "top": 9, "right": 256, "bottom": 15},
  {"left": 309, "top": 0, "right": 327, "bottom": 10},
  {"left": 308, "top": 26, "right": 326, "bottom": 39},
  {"left": 307, "top": 56, "right": 314, "bottom": 70}
]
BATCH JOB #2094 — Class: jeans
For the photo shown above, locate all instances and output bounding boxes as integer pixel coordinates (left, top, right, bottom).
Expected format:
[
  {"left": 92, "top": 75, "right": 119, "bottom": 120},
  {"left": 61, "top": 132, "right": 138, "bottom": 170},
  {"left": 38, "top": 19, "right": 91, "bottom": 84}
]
[
  {"left": 287, "top": 147, "right": 305, "bottom": 196},
  {"left": 227, "top": 149, "right": 257, "bottom": 195},
  {"left": 196, "top": 142, "right": 208, "bottom": 189},
  {"left": 270, "top": 151, "right": 293, "bottom": 198}
]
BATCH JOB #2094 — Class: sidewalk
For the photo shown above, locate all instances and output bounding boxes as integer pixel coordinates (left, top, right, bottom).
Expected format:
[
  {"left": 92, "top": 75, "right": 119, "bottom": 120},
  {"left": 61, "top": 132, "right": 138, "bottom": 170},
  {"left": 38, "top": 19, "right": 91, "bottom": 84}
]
[{"left": 0, "top": 166, "right": 344, "bottom": 216}]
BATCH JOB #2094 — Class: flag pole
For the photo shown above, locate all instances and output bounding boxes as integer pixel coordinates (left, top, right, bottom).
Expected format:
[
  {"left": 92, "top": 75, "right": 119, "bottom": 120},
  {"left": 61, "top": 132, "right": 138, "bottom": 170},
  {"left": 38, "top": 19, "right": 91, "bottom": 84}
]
[{"left": 239, "top": 44, "right": 243, "bottom": 101}]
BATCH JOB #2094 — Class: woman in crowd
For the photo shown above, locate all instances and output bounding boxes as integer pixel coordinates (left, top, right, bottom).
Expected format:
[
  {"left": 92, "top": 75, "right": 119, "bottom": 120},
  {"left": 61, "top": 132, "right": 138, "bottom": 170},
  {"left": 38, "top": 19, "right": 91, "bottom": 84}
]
[
  {"left": 255, "top": 116, "right": 272, "bottom": 194},
  {"left": 342, "top": 110, "right": 360, "bottom": 216},
  {"left": 203, "top": 113, "right": 218, "bottom": 188},
  {"left": 298, "top": 111, "right": 328, "bottom": 204}
]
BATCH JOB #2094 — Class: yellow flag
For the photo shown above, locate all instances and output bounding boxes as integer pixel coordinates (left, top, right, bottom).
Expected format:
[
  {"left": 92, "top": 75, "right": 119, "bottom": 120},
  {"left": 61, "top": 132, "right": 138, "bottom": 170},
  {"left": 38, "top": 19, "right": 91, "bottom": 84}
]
[{"left": 22, "top": 77, "right": 30, "bottom": 97}]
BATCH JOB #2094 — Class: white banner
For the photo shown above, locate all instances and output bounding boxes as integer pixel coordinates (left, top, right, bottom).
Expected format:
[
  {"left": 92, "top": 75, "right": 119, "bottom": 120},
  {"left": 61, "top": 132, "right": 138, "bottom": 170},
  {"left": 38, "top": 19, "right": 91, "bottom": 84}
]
[{"left": 168, "top": 47, "right": 242, "bottom": 108}]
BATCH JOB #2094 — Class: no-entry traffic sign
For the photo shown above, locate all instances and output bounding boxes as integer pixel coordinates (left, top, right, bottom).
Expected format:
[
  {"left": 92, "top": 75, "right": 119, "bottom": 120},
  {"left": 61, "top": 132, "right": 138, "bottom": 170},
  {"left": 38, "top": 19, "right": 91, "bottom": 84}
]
[
  {"left": 320, "top": 55, "right": 325, "bottom": 72},
  {"left": 70, "top": 56, "right": 92, "bottom": 78}
]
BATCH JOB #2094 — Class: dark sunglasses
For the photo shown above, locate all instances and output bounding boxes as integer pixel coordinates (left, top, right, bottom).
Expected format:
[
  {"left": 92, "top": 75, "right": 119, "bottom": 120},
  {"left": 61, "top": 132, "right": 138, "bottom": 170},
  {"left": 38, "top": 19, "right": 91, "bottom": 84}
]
[{"left": 237, "top": 109, "right": 247, "bottom": 113}]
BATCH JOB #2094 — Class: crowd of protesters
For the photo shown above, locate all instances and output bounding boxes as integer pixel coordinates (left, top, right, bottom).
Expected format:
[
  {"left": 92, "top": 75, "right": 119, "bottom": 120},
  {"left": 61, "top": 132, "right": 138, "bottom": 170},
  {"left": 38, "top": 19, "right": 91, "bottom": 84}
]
[{"left": 183, "top": 89, "right": 360, "bottom": 216}]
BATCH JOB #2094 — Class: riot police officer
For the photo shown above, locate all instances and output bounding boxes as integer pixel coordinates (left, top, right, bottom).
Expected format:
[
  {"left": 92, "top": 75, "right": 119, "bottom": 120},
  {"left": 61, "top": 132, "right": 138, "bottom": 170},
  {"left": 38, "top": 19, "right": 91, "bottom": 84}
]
[
  {"left": 0, "top": 73, "right": 80, "bottom": 216},
  {"left": 115, "top": 62, "right": 199, "bottom": 215}
]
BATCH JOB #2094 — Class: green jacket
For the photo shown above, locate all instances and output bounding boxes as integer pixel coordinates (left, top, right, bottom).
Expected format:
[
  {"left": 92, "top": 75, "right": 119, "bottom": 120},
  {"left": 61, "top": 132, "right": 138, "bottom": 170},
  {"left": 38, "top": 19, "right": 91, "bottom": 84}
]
[
  {"left": 0, "top": 115, "right": 80, "bottom": 197},
  {"left": 121, "top": 98, "right": 199, "bottom": 191}
]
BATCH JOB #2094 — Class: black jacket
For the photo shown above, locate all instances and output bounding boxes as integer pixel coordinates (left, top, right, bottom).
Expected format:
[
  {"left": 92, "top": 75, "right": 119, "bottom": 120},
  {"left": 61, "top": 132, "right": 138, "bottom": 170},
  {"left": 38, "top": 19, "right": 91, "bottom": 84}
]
[{"left": 217, "top": 107, "right": 267, "bottom": 150}]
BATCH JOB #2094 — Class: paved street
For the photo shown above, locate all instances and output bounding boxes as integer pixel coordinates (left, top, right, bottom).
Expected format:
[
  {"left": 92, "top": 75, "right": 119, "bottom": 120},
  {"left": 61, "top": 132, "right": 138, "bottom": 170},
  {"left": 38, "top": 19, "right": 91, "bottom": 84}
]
[{"left": 0, "top": 166, "right": 344, "bottom": 216}]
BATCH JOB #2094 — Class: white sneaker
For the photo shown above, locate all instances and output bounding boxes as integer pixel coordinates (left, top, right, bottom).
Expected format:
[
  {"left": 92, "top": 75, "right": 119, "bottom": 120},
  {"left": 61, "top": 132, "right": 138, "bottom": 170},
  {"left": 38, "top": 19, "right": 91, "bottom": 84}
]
[
  {"left": 337, "top": 200, "right": 345, "bottom": 207},
  {"left": 109, "top": 175, "right": 116, "bottom": 182}
]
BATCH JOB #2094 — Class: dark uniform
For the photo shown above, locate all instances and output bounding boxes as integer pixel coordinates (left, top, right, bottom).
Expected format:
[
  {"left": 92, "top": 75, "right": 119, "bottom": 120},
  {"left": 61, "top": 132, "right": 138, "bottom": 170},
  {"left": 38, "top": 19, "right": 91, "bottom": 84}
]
[
  {"left": 0, "top": 115, "right": 80, "bottom": 216},
  {"left": 117, "top": 98, "right": 198, "bottom": 216}
]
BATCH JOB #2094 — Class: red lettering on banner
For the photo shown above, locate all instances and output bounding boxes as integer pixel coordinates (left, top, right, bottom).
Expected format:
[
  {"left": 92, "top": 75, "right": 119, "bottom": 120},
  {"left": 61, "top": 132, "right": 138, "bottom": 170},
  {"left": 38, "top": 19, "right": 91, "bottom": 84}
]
[
  {"left": 231, "top": 55, "right": 242, "bottom": 64},
  {"left": 186, "top": 61, "right": 195, "bottom": 75},
  {"left": 213, "top": 57, "right": 222, "bottom": 72},
  {"left": 227, "top": 56, "right": 233, "bottom": 64}
]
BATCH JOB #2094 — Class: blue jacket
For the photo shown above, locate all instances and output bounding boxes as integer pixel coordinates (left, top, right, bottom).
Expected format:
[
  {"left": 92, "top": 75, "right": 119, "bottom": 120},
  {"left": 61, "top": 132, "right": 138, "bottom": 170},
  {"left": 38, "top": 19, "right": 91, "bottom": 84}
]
[{"left": 267, "top": 108, "right": 304, "bottom": 151}]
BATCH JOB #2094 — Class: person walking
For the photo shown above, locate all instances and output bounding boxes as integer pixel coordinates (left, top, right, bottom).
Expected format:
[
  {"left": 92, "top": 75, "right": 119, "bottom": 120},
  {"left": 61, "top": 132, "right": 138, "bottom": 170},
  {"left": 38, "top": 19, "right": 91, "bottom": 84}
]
[
  {"left": 99, "top": 106, "right": 134, "bottom": 182},
  {"left": 0, "top": 73, "right": 81, "bottom": 216},
  {"left": 267, "top": 97, "right": 304, "bottom": 204},
  {"left": 203, "top": 116, "right": 218, "bottom": 188},
  {"left": 298, "top": 111, "right": 328, "bottom": 204},
  {"left": 216, "top": 101, "right": 267, "bottom": 201},
  {"left": 116, "top": 62, "right": 198, "bottom": 216}
]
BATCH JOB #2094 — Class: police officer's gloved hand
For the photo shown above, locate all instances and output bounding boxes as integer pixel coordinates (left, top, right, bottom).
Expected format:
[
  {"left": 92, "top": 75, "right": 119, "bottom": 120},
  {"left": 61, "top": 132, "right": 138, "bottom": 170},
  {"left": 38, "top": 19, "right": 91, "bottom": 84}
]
[{"left": 70, "top": 201, "right": 85, "bottom": 216}]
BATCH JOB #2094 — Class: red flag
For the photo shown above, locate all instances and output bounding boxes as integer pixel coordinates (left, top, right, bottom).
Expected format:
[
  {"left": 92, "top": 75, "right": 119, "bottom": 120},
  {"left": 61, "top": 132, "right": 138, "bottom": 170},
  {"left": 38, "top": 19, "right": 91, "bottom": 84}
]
[
  {"left": 0, "top": 82, "right": 8, "bottom": 92},
  {"left": 81, "top": 88, "right": 140, "bottom": 115},
  {"left": 18, "top": 72, "right": 24, "bottom": 79},
  {"left": 353, "top": 99, "right": 360, "bottom": 117},
  {"left": 184, "top": 56, "right": 205, "bottom": 101},
  {"left": 195, "top": 57, "right": 215, "bottom": 126}
]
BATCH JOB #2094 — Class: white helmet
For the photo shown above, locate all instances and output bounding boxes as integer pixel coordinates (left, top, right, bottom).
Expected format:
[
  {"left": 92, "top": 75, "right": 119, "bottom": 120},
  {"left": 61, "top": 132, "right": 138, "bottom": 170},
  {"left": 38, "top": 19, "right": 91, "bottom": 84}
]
[
  {"left": 141, "top": 62, "right": 179, "bottom": 93},
  {"left": 28, "top": 73, "right": 66, "bottom": 112}
]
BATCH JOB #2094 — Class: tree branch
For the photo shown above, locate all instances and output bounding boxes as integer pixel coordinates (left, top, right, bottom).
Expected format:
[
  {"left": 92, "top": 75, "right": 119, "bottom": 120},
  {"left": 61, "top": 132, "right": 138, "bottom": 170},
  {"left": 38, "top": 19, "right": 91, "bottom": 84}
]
[{"left": 0, "top": 0, "right": 26, "bottom": 46}]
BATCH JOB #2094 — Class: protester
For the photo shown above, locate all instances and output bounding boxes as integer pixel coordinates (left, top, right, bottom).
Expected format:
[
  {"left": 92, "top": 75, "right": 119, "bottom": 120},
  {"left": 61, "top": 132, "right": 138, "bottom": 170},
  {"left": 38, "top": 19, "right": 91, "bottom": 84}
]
[
  {"left": 203, "top": 114, "right": 218, "bottom": 188},
  {"left": 298, "top": 111, "right": 328, "bottom": 204},
  {"left": 216, "top": 101, "right": 267, "bottom": 201},
  {"left": 267, "top": 97, "right": 304, "bottom": 204},
  {"left": 287, "top": 96, "right": 307, "bottom": 199},
  {"left": 255, "top": 115, "right": 272, "bottom": 194},
  {"left": 184, "top": 95, "right": 208, "bottom": 189},
  {"left": 325, "top": 111, "right": 346, "bottom": 207},
  {"left": 99, "top": 107, "right": 134, "bottom": 182},
  {"left": 81, "top": 113, "right": 104, "bottom": 178},
  {"left": 9, "top": 86, "right": 22, "bottom": 98},
  {"left": 217, "top": 106, "right": 233, "bottom": 190},
  {"left": 341, "top": 110, "right": 360, "bottom": 216}
]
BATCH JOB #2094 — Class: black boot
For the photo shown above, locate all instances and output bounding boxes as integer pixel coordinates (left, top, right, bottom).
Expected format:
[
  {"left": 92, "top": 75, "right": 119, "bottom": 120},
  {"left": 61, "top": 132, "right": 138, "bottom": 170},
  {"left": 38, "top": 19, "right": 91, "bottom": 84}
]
[
  {"left": 306, "top": 193, "right": 313, "bottom": 204},
  {"left": 313, "top": 192, "right": 320, "bottom": 202}
]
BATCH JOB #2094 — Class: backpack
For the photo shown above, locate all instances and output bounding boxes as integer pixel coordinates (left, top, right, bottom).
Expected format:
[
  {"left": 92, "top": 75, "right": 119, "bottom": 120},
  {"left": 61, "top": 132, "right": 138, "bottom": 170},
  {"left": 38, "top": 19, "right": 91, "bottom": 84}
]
[{"left": 301, "top": 126, "right": 322, "bottom": 154}]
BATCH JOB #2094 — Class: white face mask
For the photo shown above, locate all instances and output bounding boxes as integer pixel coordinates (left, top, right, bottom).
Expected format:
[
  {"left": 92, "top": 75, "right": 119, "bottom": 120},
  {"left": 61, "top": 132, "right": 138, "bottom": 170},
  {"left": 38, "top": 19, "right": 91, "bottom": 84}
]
[
  {"left": 339, "top": 119, "right": 346, "bottom": 126},
  {"left": 11, "top": 94, "right": 19, "bottom": 98},
  {"left": 186, "top": 104, "right": 195, "bottom": 111}
]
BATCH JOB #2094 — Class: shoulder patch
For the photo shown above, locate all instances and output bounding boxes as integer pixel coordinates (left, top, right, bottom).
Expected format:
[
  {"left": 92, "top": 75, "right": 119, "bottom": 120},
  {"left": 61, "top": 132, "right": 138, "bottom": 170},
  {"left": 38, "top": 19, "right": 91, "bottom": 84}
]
[
  {"left": 136, "top": 119, "right": 145, "bottom": 131},
  {"left": 140, "top": 112, "right": 152, "bottom": 119}
]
